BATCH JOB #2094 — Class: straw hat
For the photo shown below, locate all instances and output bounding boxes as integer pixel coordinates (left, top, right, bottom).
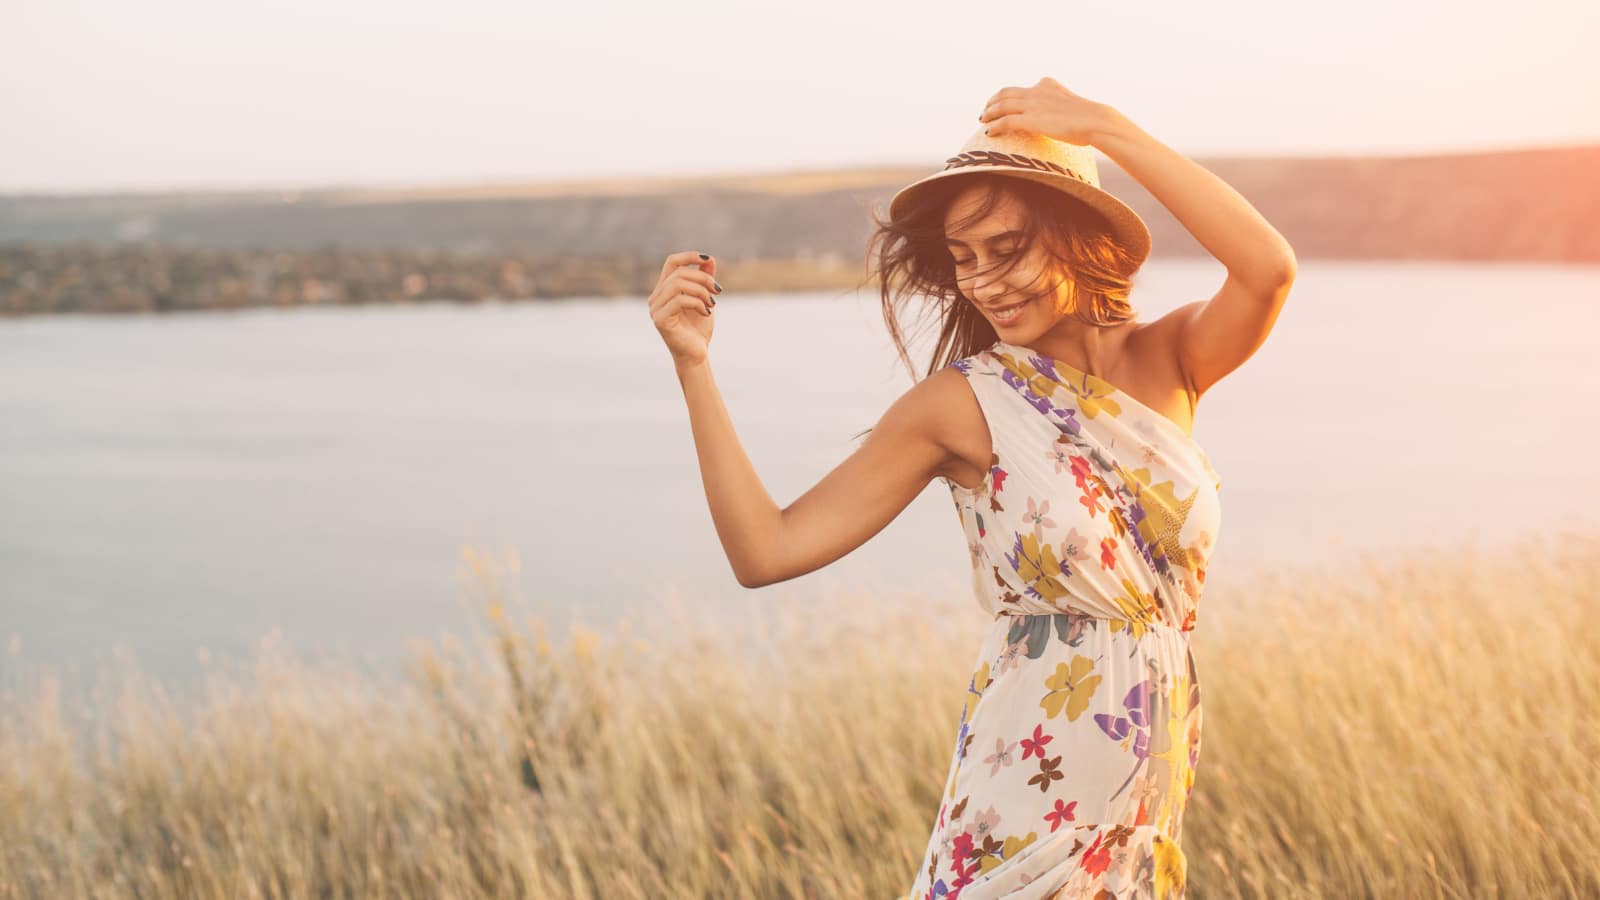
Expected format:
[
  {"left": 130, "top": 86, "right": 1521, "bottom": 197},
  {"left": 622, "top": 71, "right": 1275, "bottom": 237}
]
[{"left": 888, "top": 126, "right": 1152, "bottom": 267}]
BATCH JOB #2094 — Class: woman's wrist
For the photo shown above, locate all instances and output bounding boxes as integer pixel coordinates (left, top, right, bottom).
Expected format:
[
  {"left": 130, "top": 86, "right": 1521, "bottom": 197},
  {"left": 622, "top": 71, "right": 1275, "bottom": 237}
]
[
  {"left": 673, "top": 354, "right": 710, "bottom": 380},
  {"left": 1089, "top": 103, "right": 1137, "bottom": 148}
]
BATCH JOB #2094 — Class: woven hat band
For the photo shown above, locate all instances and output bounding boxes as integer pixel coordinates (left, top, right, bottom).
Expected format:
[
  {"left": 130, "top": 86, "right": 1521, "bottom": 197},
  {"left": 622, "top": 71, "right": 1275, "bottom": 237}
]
[{"left": 941, "top": 150, "right": 1094, "bottom": 187}]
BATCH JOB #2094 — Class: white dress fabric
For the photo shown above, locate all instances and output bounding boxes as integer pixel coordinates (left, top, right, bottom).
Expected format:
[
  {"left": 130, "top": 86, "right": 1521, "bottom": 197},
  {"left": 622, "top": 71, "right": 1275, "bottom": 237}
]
[{"left": 906, "top": 339, "right": 1223, "bottom": 899}]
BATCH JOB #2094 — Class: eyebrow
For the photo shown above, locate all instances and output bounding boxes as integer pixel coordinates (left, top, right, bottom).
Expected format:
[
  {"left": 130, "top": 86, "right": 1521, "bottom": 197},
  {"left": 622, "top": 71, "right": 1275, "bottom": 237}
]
[{"left": 944, "top": 229, "right": 1024, "bottom": 248}]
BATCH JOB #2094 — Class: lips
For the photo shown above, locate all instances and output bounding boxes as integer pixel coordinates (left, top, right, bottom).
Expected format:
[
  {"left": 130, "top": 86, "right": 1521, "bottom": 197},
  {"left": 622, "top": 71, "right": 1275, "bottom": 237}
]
[{"left": 987, "top": 300, "right": 1029, "bottom": 322}]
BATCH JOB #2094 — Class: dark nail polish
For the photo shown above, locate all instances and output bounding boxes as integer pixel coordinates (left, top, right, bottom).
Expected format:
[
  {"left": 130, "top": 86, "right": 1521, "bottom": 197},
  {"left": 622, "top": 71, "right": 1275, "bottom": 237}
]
[
  {"left": 698, "top": 252, "right": 710, "bottom": 260},
  {"left": 713, "top": 280, "right": 723, "bottom": 293}
]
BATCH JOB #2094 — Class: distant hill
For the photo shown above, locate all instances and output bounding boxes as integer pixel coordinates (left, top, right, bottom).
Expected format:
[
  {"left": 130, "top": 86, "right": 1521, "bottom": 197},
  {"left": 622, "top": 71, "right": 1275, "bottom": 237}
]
[
  {"left": 2, "top": 145, "right": 1597, "bottom": 316},
  {"left": 4, "top": 145, "right": 1598, "bottom": 262}
]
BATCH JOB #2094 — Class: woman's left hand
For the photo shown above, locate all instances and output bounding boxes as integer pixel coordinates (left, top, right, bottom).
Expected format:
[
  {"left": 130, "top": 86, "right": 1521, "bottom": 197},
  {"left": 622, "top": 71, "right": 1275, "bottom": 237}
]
[{"left": 978, "top": 77, "right": 1113, "bottom": 147}]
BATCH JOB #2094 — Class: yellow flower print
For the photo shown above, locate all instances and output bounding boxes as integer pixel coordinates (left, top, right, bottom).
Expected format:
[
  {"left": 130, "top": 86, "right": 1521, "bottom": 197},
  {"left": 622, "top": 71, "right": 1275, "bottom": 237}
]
[
  {"left": 1152, "top": 833, "right": 1186, "bottom": 899},
  {"left": 999, "top": 350, "right": 1125, "bottom": 418},
  {"left": 1013, "top": 532, "right": 1073, "bottom": 605},
  {"left": 1114, "top": 462, "right": 1201, "bottom": 574},
  {"left": 1069, "top": 385, "right": 1122, "bottom": 421},
  {"left": 1040, "top": 654, "right": 1103, "bottom": 721},
  {"left": 974, "top": 828, "right": 1039, "bottom": 876},
  {"left": 1110, "top": 578, "right": 1158, "bottom": 639},
  {"left": 1137, "top": 678, "right": 1194, "bottom": 832},
  {"left": 970, "top": 660, "right": 993, "bottom": 699},
  {"left": 994, "top": 350, "right": 1123, "bottom": 422}
]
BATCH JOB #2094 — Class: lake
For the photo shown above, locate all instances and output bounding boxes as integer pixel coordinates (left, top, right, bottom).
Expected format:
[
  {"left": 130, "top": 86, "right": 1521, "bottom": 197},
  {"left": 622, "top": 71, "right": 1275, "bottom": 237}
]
[{"left": 3, "top": 258, "right": 1597, "bottom": 693}]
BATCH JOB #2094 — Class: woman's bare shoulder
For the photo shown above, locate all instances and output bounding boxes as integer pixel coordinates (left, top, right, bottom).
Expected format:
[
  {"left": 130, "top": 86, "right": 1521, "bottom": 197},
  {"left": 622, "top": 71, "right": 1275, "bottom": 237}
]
[{"left": 908, "top": 364, "right": 989, "bottom": 486}]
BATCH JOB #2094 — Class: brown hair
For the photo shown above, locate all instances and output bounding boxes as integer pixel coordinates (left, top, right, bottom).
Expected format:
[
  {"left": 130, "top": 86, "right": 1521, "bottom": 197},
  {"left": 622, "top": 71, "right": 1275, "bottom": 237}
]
[{"left": 849, "top": 172, "right": 1143, "bottom": 440}]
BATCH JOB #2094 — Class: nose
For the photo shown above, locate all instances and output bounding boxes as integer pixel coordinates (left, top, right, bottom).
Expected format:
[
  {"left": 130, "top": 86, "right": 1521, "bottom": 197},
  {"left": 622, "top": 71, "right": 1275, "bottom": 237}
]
[{"left": 970, "top": 264, "right": 1010, "bottom": 306}]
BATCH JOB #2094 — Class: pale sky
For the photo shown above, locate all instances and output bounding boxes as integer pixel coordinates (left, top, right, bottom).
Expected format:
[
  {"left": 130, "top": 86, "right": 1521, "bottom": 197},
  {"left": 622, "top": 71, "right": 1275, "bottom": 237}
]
[{"left": 3, "top": 0, "right": 1597, "bottom": 194}]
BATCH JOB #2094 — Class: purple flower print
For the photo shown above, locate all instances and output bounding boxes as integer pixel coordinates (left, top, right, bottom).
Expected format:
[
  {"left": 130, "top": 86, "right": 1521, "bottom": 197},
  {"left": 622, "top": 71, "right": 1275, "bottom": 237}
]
[
  {"left": 999, "top": 367, "right": 1055, "bottom": 415},
  {"left": 1094, "top": 679, "right": 1155, "bottom": 761}
]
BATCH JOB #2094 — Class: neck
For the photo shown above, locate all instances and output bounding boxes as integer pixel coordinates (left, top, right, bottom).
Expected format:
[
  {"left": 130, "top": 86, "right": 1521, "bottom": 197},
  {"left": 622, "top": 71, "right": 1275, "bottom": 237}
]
[{"left": 1026, "top": 316, "right": 1140, "bottom": 378}]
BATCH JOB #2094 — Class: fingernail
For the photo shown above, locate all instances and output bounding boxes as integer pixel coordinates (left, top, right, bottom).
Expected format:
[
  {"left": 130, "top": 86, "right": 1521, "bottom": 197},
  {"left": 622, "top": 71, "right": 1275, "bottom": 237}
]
[
  {"left": 709, "top": 297, "right": 716, "bottom": 307},
  {"left": 713, "top": 280, "right": 723, "bottom": 293},
  {"left": 698, "top": 252, "right": 710, "bottom": 260}
]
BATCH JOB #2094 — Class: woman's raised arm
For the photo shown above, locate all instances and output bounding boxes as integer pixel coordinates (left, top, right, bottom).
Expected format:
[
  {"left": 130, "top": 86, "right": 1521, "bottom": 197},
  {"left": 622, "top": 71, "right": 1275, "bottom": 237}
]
[
  {"left": 651, "top": 250, "right": 962, "bottom": 589},
  {"left": 673, "top": 353, "right": 960, "bottom": 588}
]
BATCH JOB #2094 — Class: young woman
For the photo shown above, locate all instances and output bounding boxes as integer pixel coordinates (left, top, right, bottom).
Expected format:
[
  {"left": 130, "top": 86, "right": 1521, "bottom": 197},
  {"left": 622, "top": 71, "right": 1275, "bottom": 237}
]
[{"left": 647, "top": 77, "right": 1295, "bottom": 899}]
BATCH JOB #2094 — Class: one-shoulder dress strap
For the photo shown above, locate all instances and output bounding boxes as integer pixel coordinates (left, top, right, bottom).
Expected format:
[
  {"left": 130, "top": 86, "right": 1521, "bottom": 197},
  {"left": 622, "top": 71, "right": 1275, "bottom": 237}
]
[{"left": 943, "top": 345, "right": 1045, "bottom": 499}]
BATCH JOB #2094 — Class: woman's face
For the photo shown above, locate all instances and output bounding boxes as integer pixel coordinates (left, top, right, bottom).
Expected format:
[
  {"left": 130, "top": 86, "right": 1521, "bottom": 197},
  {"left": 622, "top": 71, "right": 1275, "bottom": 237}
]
[{"left": 942, "top": 184, "right": 1072, "bottom": 335}]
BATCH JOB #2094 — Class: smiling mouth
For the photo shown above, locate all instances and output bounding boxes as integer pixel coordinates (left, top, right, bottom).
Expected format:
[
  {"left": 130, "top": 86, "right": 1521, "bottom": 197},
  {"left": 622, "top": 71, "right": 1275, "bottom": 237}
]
[{"left": 987, "top": 300, "right": 1029, "bottom": 322}]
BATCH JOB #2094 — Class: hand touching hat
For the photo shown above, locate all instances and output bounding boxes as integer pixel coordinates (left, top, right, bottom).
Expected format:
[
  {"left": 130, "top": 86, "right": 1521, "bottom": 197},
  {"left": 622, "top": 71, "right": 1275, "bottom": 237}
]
[{"left": 888, "top": 77, "right": 1152, "bottom": 266}]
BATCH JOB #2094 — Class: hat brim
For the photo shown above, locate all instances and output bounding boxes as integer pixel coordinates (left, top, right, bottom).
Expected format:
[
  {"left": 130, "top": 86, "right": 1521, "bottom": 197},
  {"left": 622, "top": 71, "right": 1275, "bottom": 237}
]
[{"left": 889, "top": 167, "right": 1151, "bottom": 267}]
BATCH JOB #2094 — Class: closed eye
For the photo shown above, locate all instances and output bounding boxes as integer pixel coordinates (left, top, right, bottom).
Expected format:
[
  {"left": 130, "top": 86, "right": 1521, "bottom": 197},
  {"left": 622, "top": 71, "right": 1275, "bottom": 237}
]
[{"left": 954, "top": 251, "right": 1013, "bottom": 267}]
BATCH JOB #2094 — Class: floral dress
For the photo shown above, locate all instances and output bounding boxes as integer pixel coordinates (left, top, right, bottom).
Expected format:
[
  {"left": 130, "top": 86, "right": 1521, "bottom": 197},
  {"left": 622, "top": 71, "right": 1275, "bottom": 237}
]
[{"left": 907, "top": 339, "right": 1222, "bottom": 900}]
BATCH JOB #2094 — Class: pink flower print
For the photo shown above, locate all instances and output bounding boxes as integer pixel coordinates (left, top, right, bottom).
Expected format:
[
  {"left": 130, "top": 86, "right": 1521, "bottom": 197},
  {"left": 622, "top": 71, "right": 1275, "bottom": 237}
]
[
  {"left": 938, "top": 798, "right": 968, "bottom": 856},
  {"left": 1043, "top": 797, "right": 1078, "bottom": 833},
  {"left": 995, "top": 636, "right": 1028, "bottom": 677},
  {"left": 1047, "top": 440, "right": 1075, "bottom": 474},
  {"left": 968, "top": 805, "right": 1002, "bottom": 844},
  {"left": 1129, "top": 769, "right": 1162, "bottom": 825},
  {"left": 938, "top": 821, "right": 960, "bottom": 858},
  {"left": 1129, "top": 420, "right": 1167, "bottom": 467},
  {"left": 967, "top": 537, "right": 985, "bottom": 570},
  {"left": 1057, "top": 528, "right": 1092, "bottom": 565},
  {"left": 983, "top": 737, "right": 1019, "bottom": 777},
  {"left": 1023, "top": 496, "right": 1056, "bottom": 542},
  {"left": 1194, "top": 528, "right": 1215, "bottom": 554}
]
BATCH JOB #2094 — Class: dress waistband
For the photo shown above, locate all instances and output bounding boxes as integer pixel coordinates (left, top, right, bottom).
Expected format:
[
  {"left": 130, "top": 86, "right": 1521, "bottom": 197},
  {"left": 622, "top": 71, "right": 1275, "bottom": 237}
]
[{"left": 993, "top": 608, "right": 1193, "bottom": 634}]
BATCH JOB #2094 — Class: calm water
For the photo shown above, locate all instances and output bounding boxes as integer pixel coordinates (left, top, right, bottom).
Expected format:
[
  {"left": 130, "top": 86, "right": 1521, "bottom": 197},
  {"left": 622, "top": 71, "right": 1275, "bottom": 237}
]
[{"left": 3, "top": 258, "right": 1597, "bottom": 691}]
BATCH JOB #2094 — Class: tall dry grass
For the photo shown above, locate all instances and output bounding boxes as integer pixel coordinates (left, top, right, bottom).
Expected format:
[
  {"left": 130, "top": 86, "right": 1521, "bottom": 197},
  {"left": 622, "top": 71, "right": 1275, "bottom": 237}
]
[{"left": 2, "top": 529, "right": 1598, "bottom": 899}]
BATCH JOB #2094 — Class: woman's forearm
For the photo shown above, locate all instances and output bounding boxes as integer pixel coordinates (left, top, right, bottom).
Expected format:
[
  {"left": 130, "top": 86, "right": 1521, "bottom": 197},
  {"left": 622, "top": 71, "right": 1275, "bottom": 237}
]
[
  {"left": 674, "top": 356, "right": 782, "bottom": 587},
  {"left": 1092, "top": 105, "right": 1297, "bottom": 290}
]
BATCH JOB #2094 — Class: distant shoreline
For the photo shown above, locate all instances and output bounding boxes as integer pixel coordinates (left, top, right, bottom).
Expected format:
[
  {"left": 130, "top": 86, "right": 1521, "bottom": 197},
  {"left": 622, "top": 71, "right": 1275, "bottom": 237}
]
[
  {"left": 4, "top": 144, "right": 1597, "bottom": 316},
  {"left": 2, "top": 240, "right": 1596, "bottom": 319},
  {"left": 0, "top": 242, "right": 876, "bottom": 317}
]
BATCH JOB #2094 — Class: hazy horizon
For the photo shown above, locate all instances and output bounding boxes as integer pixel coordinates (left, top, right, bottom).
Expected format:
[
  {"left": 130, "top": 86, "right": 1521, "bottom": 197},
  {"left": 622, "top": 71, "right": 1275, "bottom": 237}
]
[
  {"left": 5, "top": 140, "right": 1599, "bottom": 200},
  {"left": 4, "top": 0, "right": 1597, "bottom": 194}
]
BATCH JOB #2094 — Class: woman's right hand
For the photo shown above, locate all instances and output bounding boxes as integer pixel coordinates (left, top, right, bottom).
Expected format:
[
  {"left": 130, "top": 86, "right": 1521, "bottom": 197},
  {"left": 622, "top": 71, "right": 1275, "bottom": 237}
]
[{"left": 648, "top": 251, "right": 721, "bottom": 366}]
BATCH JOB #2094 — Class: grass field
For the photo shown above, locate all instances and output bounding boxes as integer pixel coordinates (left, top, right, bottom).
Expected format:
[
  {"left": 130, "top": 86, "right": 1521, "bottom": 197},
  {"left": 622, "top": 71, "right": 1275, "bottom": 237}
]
[{"left": 3, "top": 530, "right": 1597, "bottom": 898}]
